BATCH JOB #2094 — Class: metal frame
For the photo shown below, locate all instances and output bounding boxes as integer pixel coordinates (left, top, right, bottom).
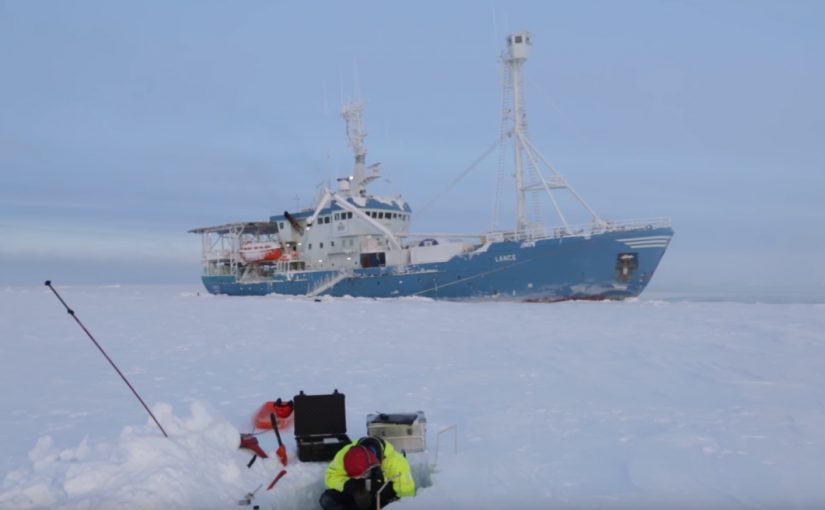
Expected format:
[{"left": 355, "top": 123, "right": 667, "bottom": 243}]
[
  {"left": 188, "top": 222, "right": 286, "bottom": 280},
  {"left": 434, "top": 425, "right": 458, "bottom": 468}
]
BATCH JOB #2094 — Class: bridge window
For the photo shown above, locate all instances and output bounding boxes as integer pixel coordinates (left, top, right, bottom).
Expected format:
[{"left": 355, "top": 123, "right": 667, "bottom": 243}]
[
  {"left": 320, "top": 242, "right": 324, "bottom": 248},
  {"left": 325, "top": 217, "right": 330, "bottom": 224},
  {"left": 347, "top": 212, "right": 353, "bottom": 219},
  {"left": 308, "top": 244, "right": 312, "bottom": 250},
  {"left": 331, "top": 241, "right": 335, "bottom": 247},
  {"left": 334, "top": 213, "right": 339, "bottom": 220}
]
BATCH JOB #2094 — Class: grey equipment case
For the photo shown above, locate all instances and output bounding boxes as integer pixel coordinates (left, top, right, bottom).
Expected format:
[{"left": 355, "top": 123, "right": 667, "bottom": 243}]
[{"left": 366, "top": 411, "right": 426, "bottom": 453}]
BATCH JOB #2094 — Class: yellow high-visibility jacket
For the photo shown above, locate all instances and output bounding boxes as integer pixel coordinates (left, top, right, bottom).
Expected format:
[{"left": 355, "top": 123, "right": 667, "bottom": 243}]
[{"left": 325, "top": 440, "right": 416, "bottom": 498}]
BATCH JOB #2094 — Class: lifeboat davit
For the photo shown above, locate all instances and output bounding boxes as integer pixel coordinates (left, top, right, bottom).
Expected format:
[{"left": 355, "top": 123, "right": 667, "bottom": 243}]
[
  {"left": 278, "top": 251, "right": 299, "bottom": 262},
  {"left": 240, "top": 241, "right": 283, "bottom": 263}
]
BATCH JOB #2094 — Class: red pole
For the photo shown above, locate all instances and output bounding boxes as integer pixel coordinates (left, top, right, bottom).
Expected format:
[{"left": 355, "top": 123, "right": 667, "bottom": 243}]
[{"left": 45, "top": 281, "right": 168, "bottom": 438}]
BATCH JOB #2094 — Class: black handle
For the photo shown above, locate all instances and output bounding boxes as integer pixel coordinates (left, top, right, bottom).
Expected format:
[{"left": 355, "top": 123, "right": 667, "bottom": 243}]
[{"left": 270, "top": 413, "right": 283, "bottom": 446}]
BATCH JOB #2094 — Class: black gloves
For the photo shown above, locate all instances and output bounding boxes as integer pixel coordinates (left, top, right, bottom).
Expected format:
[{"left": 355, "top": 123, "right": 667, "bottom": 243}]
[
  {"left": 353, "top": 485, "right": 372, "bottom": 510},
  {"left": 343, "top": 478, "right": 372, "bottom": 510},
  {"left": 342, "top": 479, "right": 364, "bottom": 496}
]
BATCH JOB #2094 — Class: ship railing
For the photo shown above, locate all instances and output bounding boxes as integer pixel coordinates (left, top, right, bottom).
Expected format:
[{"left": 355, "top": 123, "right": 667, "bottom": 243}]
[
  {"left": 203, "top": 250, "right": 232, "bottom": 262},
  {"left": 307, "top": 269, "right": 352, "bottom": 298},
  {"left": 483, "top": 217, "right": 672, "bottom": 244},
  {"left": 203, "top": 265, "right": 234, "bottom": 276}
]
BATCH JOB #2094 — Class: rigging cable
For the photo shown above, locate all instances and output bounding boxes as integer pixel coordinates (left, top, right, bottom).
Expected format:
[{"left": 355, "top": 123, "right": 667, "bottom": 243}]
[
  {"left": 412, "top": 135, "right": 504, "bottom": 222},
  {"left": 491, "top": 59, "right": 511, "bottom": 231}
]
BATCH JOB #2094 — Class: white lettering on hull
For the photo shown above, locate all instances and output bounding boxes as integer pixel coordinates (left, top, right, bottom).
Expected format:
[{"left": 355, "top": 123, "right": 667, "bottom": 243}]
[{"left": 495, "top": 255, "right": 517, "bottom": 263}]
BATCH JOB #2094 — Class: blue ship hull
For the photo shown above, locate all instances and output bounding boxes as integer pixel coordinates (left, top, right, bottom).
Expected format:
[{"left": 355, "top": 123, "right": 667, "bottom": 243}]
[{"left": 200, "top": 228, "right": 673, "bottom": 301}]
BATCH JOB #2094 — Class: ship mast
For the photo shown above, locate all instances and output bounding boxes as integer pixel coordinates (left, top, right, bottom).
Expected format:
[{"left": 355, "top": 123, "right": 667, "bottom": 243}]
[
  {"left": 341, "top": 94, "right": 383, "bottom": 199},
  {"left": 501, "top": 31, "right": 603, "bottom": 231},
  {"left": 341, "top": 98, "right": 368, "bottom": 197},
  {"left": 503, "top": 31, "right": 531, "bottom": 230}
]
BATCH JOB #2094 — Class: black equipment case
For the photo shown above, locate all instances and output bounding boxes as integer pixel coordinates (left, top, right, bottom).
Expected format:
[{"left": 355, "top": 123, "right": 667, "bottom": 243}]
[{"left": 293, "top": 389, "right": 351, "bottom": 462}]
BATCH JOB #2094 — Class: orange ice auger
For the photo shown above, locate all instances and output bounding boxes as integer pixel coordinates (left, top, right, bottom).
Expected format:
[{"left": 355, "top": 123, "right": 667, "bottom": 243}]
[{"left": 271, "top": 413, "right": 288, "bottom": 466}]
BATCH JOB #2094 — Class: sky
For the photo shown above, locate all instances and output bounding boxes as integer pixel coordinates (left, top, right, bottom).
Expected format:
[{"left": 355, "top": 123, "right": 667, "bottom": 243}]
[{"left": 1, "top": 0, "right": 823, "bottom": 293}]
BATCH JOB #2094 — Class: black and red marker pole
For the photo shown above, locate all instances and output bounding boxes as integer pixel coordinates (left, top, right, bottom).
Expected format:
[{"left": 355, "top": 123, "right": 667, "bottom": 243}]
[{"left": 44, "top": 280, "right": 168, "bottom": 438}]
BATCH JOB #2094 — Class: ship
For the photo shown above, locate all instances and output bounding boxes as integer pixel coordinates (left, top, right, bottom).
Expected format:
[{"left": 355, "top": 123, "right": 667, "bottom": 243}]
[{"left": 189, "top": 31, "right": 673, "bottom": 301}]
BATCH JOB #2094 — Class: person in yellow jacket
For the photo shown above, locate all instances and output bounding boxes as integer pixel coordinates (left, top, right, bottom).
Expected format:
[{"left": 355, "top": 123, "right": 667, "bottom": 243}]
[{"left": 320, "top": 437, "right": 416, "bottom": 510}]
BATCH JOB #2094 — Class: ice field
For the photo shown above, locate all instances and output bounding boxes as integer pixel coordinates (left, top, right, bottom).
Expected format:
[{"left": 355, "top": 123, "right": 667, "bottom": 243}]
[{"left": 1, "top": 285, "right": 824, "bottom": 509}]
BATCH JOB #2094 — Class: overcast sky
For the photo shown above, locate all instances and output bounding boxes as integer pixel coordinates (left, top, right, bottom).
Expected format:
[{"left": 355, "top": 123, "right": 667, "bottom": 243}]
[{"left": 1, "top": 0, "right": 823, "bottom": 293}]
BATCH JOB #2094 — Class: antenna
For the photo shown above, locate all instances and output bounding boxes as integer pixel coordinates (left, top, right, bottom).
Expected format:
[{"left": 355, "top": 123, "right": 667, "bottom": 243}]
[
  {"left": 492, "top": 6, "right": 500, "bottom": 54},
  {"left": 353, "top": 58, "right": 360, "bottom": 102},
  {"left": 385, "top": 119, "right": 392, "bottom": 195},
  {"left": 339, "top": 65, "right": 344, "bottom": 108},
  {"left": 324, "top": 80, "right": 331, "bottom": 188}
]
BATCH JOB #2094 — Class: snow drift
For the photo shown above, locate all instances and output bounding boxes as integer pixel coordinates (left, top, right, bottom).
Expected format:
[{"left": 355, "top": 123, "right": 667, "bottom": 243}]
[
  {"left": 0, "top": 401, "right": 328, "bottom": 509},
  {"left": 2, "top": 285, "right": 825, "bottom": 509}
]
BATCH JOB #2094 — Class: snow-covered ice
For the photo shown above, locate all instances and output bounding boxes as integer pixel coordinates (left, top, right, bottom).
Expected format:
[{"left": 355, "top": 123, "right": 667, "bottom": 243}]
[{"left": 1, "top": 285, "right": 824, "bottom": 509}]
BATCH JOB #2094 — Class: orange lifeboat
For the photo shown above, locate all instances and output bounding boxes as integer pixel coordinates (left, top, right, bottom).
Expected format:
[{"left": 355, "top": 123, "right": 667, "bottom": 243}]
[
  {"left": 254, "top": 400, "right": 294, "bottom": 430},
  {"left": 240, "top": 241, "right": 283, "bottom": 263}
]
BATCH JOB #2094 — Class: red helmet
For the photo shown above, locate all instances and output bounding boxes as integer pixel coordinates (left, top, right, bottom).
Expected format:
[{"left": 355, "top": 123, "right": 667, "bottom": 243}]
[{"left": 343, "top": 445, "right": 380, "bottom": 478}]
